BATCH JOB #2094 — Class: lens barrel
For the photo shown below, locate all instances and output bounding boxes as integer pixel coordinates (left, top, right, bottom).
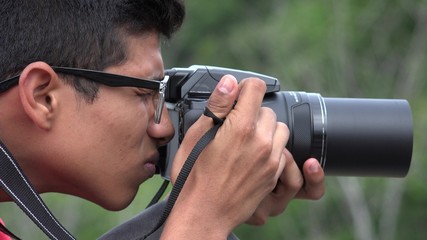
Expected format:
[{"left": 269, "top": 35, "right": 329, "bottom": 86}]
[{"left": 262, "top": 92, "right": 413, "bottom": 177}]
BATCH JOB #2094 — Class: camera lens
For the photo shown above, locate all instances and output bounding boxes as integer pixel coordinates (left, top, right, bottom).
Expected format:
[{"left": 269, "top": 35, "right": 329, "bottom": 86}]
[{"left": 262, "top": 91, "right": 413, "bottom": 177}]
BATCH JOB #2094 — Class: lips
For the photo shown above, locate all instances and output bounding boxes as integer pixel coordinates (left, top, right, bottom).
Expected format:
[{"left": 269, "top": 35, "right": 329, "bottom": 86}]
[
  {"left": 143, "top": 152, "right": 159, "bottom": 177},
  {"left": 144, "top": 162, "right": 157, "bottom": 177}
]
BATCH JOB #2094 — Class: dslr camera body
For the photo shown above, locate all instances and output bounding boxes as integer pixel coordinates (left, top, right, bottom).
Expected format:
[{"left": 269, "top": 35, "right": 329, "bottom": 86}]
[{"left": 158, "top": 65, "right": 413, "bottom": 180}]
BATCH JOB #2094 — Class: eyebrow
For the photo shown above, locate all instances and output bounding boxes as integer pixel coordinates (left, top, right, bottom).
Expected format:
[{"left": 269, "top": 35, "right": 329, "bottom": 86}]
[{"left": 143, "top": 72, "right": 165, "bottom": 82}]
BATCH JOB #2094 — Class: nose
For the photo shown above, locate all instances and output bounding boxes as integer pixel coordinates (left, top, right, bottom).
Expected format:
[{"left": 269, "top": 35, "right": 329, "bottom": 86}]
[{"left": 147, "top": 105, "right": 175, "bottom": 147}]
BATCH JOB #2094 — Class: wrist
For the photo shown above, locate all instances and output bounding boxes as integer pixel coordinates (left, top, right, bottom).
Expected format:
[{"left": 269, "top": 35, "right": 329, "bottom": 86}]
[{"left": 161, "top": 193, "right": 233, "bottom": 239}]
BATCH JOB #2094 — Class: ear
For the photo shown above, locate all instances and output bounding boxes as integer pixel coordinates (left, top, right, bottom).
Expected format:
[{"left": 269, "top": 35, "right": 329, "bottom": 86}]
[{"left": 18, "top": 62, "right": 61, "bottom": 130}]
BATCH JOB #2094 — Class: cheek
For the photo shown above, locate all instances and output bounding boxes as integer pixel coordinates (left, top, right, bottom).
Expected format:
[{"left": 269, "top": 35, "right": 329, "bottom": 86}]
[
  {"left": 78, "top": 87, "right": 156, "bottom": 168},
  {"left": 101, "top": 103, "right": 150, "bottom": 149},
  {"left": 105, "top": 106, "right": 149, "bottom": 145},
  {"left": 75, "top": 93, "right": 151, "bottom": 159}
]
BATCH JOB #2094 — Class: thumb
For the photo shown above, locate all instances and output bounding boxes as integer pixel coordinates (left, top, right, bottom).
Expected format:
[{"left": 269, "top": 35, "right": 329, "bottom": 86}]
[
  {"left": 186, "top": 74, "right": 239, "bottom": 134},
  {"left": 171, "top": 75, "right": 239, "bottom": 182},
  {"left": 205, "top": 74, "right": 239, "bottom": 120}
]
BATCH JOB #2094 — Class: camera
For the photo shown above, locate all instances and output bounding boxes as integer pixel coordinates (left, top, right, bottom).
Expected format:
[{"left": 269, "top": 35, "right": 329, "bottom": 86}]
[{"left": 157, "top": 65, "right": 413, "bottom": 179}]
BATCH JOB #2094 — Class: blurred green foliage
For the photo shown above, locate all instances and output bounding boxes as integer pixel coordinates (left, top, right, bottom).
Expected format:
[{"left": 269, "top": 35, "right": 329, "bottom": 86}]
[{"left": 1, "top": 0, "right": 426, "bottom": 239}]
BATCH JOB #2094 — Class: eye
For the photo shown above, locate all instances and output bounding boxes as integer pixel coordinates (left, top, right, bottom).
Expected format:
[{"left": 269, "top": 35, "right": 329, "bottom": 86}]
[{"left": 136, "top": 88, "right": 157, "bottom": 100}]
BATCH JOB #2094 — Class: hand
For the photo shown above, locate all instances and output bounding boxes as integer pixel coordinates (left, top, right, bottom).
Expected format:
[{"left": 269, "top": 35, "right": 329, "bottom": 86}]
[
  {"left": 246, "top": 153, "right": 325, "bottom": 225},
  {"left": 162, "top": 75, "right": 288, "bottom": 239}
]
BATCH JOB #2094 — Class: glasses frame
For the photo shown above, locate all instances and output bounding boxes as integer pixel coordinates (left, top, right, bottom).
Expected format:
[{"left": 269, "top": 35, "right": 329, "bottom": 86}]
[{"left": 0, "top": 66, "right": 169, "bottom": 124}]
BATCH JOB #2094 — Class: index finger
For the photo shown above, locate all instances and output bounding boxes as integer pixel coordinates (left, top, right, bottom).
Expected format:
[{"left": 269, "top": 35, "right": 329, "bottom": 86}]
[{"left": 233, "top": 78, "right": 267, "bottom": 122}]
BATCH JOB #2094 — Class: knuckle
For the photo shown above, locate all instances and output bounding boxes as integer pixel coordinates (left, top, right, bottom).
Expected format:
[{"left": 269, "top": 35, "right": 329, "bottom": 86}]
[
  {"left": 310, "top": 189, "right": 325, "bottom": 200},
  {"left": 288, "top": 176, "right": 304, "bottom": 193},
  {"left": 261, "top": 107, "right": 277, "bottom": 122},
  {"left": 245, "top": 77, "right": 267, "bottom": 92},
  {"left": 263, "top": 164, "right": 279, "bottom": 189},
  {"left": 277, "top": 122, "right": 289, "bottom": 135},
  {"left": 262, "top": 106, "right": 275, "bottom": 115},
  {"left": 270, "top": 204, "right": 288, "bottom": 217},
  {"left": 266, "top": 178, "right": 278, "bottom": 193},
  {"left": 237, "top": 122, "right": 256, "bottom": 137},
  {"left": 257, "top": 134, "right": 274, "bottom": 155},
  {"left": 248, "top": 213, "right": 268, "bottom": 226},
  {"left": 207, "top": 98, "right": 231, "bottom": 117}
]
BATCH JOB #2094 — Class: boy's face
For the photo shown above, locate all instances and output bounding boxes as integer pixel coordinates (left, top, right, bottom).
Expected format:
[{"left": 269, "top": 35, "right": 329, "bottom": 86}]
[{"left": 54, "top": 33, "right": 174, "bottom": 210}]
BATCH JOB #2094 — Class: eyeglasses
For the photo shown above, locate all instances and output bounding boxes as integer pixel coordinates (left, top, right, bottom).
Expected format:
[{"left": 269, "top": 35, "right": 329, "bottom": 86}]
[{"left": 0, "top": 66, "right": 169, "bottom": 124}]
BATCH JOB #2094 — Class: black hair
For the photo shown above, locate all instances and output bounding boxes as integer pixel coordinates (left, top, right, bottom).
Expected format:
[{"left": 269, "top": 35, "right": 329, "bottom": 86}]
[{"left": 0, "top": 0, "right": 185, "bottom": 101}]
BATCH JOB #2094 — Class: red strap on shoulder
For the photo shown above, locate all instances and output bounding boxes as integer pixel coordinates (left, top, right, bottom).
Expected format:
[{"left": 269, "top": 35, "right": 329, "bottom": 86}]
[{"left": 0, "top": 219, "right": 11, "bottom": 240}]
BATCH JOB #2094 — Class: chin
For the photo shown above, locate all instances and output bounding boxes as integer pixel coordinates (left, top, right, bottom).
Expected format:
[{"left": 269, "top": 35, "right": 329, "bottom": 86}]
[
  {"left": 100, "top": 197, "right": 134, "bottom": 211},
  {"left": 93, "top": 190, "right": 138, "bottom": 211}
]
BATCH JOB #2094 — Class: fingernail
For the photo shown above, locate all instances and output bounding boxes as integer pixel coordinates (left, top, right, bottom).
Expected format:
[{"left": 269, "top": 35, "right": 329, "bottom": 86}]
[
  {"left": 218, "top": 75, "right": 235, "bottom": 94},
  {"left": 309, "top": 162, "right": 320, "bottom": 173}
]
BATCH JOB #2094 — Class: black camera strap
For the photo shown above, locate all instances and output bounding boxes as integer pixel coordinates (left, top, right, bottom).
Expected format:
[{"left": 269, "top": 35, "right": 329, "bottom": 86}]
[
  {"left": 143, "top": 107, "right": 224, "bottom": 239},
  {"left": 0, "top": 139, "right": 76, "bottom": 240}
]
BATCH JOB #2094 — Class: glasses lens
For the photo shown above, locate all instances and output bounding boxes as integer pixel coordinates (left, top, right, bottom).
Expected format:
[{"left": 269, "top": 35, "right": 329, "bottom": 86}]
[
  {"left": 154, "top": 76, "right": 169, "bottom": 124},
  {"left": 153, "top": 92, "right": 163, "bottom": 124}
]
